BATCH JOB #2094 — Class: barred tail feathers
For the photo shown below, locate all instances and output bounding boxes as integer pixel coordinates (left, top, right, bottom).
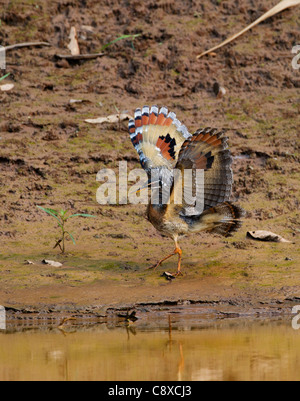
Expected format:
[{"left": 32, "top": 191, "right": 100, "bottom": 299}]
[{"left": 188, "top": 202, "right": 245, "bottom": 237}]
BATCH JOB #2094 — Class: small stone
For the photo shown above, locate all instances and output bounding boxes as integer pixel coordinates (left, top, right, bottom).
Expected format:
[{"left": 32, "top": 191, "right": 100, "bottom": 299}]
[
  {"left": 213, "top": 82, "right": 226, "bottom": 98},
  {"left": 162, "top": 272, "right": 176, "bottom": 281},
  {"left": 42, "top": 259, "right": 63, "bottom": 267},
  {"left": 55, "top": 59, "right": 70, "bottom": 68},
  {"left": 0, "top": 83, "right": 14, "bottom": 92}
]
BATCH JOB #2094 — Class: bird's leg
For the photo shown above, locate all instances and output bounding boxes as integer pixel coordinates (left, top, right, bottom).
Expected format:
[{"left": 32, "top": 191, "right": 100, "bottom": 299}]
[
  {"left": 148, "top": 237, "right": 183, "bottom": 275},
  {"left": 174, "top": 246, "right": 183, "bottom": 276},
  {"left": 148, "top": 251, "right": 177, "bottom": 270},
  {"left": 171, "top": 237, "right": 183, "bottom": 276}
]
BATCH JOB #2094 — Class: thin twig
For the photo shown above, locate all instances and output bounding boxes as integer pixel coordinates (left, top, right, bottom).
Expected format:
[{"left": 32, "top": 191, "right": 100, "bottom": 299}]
[
  {"left": 55, "top": 53, "right": 104, "bottom": 60},
  {"left": 1, "top": 42, "right": 51, "bottom": 52},
  {"left": 196, "top": 0, "right": 300, "bottom": 59}
]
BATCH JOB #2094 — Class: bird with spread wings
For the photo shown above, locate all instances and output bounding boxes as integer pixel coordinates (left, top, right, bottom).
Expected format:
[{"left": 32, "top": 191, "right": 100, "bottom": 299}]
[{"left": 128, "top": 105, "right": 245, "bottom": 276}]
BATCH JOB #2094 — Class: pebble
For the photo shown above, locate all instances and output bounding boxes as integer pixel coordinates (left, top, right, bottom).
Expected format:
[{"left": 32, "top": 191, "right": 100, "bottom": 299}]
[
  {"left": 42, "top": 260, "right": 63, "bottom": 267},
  {"left": 213, "top": 82, "right": 226, "bottom": 98}
]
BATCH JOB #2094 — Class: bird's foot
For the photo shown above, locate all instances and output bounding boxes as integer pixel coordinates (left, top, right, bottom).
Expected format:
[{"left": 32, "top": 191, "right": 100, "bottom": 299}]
[{"left": 147, "top": 262, "right": 161, "bottom": 271}]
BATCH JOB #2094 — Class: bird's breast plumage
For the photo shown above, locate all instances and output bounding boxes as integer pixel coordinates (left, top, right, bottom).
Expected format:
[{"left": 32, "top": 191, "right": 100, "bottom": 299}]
[{"left": 147, "top": 203, "right": 189, "bottom": 238}]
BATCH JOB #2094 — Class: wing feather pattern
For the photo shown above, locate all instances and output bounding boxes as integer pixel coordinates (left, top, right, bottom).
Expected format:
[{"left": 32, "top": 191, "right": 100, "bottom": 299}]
[
  {"left": 128, "top": 105, "right": 191, "bottom": 173},
  {"left": 172, "top": 128, "right": 233, "bottom": 216}
]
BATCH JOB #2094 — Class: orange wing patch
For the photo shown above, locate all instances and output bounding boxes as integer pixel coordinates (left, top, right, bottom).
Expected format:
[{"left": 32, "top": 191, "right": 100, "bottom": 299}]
[
  {"left": 149, "top": 106, "right": 158, "bottom": 124},
  {"left": 156, "top": 133, "right": 176, "bottom": 161},
  {"left": 193, "top": 133, "right": 222, "bottom": 147},
  {"left": 163, "top": 117, "right": 173, "bottom": 127},
  {"left": 132, "top": 133, "right": 143, "bottom": 146}
]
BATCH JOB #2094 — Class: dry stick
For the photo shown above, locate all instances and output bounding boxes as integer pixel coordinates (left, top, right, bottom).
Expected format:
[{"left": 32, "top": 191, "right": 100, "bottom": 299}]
[
  {"left": 196, "top": 0, "right": 300, "bottom": 59},
  {"left": 0, "top": 41, "right": 104, "bottom": 61},
  {"left": 1, "top": 42, "right": 51, "bottom": 52},
  {"left": 55, "top": 53, "right": 104, "bottom": 60}
]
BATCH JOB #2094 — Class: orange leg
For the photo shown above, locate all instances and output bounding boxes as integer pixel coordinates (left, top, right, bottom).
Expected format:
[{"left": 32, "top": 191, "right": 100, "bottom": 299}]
[
  {"left": 148, "top": 245, "right": 183, "bottom": 276},
  {"left": 175, "top": 247, "right": 183, "bottom": 276}
]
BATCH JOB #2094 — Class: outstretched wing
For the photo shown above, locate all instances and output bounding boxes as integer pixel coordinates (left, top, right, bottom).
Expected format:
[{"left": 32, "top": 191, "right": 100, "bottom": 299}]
[
  {"left": 128, "top": 105, "right": 191, "bottom": 173},
  {"left": 171, "top": 128, "right": 233, "bottom": 216}
]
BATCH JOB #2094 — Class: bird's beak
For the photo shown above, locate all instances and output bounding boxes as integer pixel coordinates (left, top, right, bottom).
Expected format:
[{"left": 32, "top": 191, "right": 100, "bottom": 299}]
[{"left": 136, "top": 179, "right": 151, "bottom": 194}]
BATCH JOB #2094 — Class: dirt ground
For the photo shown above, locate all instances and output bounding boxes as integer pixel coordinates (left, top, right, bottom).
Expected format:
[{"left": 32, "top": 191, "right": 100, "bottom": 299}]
[{"left": 0, "top": 0, "right": 299, "bottom": 312}]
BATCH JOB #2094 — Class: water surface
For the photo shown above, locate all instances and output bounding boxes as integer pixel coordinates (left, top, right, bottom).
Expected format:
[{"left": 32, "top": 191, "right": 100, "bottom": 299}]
[{"left": 0, "top": 318, "right": 299, "bottom": 381}]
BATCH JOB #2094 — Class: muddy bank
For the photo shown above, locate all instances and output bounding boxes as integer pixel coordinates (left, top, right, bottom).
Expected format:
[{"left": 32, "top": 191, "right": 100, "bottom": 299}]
[{"left": 3, "top": 295, "right": 299, "bottom": 332}]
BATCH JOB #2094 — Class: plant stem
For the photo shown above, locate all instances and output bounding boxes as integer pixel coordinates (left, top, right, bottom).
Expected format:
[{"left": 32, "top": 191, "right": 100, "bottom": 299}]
[
  {"left": 62, "top": 232, "right": 65, "bottom": 254},
  {"left": 61, "top": 220, "right": 65, "bottom": 254}
]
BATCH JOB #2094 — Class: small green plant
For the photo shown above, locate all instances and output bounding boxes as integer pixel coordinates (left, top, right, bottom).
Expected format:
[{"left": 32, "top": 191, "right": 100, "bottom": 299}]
[
  {"left": 101, "top": 34, "right": 141, "bottom": 51},
  {"left": 37, "top": 206, "right": 95, "bottom": 254},
  {"left": 0, "top": 73, "right": 10, "bottom": 82}
]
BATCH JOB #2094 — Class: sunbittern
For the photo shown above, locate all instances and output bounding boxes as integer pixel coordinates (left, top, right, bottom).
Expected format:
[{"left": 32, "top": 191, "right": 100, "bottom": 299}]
[{"left": 128, "top": 105, "right": 245, "bottom": 276}]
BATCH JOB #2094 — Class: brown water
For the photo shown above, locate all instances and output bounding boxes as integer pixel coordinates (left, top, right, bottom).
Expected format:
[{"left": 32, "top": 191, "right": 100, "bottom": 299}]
[{"left": 1, "top": 318, "right": 300, "bottom": 381}]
